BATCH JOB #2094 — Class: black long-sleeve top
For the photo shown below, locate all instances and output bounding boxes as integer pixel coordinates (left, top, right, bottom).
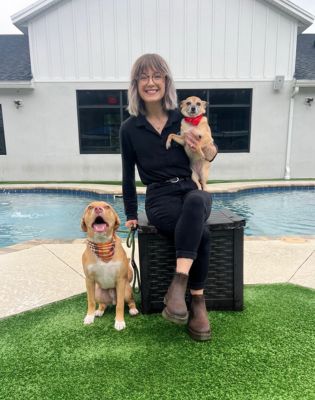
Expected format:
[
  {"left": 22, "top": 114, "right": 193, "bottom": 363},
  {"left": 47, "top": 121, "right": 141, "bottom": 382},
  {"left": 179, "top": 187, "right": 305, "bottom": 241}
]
[{"left": 119, "top": 110, "right": 192, "bottom": 220}]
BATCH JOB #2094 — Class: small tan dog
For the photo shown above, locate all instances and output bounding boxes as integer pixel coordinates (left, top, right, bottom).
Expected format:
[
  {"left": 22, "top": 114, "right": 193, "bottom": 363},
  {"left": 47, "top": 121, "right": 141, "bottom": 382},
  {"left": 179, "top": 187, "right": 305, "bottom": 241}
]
[
  {"left": 166, "top": 96, "right": 216, "bottom": 190},
  {"left": 81, "top": 201, "right": 138, "bottom": 330}
]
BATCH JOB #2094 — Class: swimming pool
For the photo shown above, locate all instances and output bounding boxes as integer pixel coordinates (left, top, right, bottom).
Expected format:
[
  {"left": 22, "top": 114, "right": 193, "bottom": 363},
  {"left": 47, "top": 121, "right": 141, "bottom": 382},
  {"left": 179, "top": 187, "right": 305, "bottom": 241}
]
[{"left": 0, "top": 187, "right": 314, "bottom": 248}]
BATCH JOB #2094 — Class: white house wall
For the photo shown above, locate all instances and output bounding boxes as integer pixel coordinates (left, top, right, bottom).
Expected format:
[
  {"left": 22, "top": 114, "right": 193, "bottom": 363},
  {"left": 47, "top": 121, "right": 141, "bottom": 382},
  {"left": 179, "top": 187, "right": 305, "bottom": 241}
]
[
  {"left": 1, "top": 80, "right": 308, "bottom": 181},
  {"left": 28, "top": 0, "right": 297, "bottom": 82},
  {"left": 290, "top": 87, "right": 315, "bottom": 178}
]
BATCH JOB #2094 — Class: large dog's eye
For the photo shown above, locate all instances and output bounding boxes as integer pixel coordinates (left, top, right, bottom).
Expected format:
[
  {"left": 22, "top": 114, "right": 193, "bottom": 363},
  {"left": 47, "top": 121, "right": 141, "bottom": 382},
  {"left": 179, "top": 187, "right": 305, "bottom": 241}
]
[
  {"left": 186, "top": 101, "right": 191, "bottom": 106},
  {"left": 88, "top": 205, "right": 93, "bottom": 210},
  {"left": 104, "top": 205, "right": 110, "bottom": 209}
]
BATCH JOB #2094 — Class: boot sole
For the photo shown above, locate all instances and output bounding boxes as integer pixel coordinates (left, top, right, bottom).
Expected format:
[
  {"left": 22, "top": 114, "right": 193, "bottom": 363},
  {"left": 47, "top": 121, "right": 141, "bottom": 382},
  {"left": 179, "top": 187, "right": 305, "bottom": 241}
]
[
  {"left": 162, "top": 307, "right": 188, "bottom": 325},
  {"left": 188, "top": 326, "right": 211, "bottom": 341}
]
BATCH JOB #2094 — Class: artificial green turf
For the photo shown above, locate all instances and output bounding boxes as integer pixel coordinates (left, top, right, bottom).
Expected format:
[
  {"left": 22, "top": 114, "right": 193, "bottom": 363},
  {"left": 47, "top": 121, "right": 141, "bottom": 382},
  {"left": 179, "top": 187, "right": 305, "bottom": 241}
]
[{"left": 0, "top": 284, "right": 314, "bottom": 400}]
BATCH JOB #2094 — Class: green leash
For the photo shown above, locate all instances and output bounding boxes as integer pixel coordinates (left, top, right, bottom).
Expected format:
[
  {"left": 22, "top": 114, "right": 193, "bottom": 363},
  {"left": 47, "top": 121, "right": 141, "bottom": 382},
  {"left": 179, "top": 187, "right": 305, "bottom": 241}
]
[{"left": 118, "top": 227, "right": 141, "bottom": 294}]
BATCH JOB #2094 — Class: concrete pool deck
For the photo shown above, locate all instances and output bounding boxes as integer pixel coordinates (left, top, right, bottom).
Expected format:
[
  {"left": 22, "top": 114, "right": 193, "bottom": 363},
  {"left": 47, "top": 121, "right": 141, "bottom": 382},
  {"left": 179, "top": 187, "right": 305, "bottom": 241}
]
[{"left": 0, "top": 181, "right": 314, "bottom": 320}]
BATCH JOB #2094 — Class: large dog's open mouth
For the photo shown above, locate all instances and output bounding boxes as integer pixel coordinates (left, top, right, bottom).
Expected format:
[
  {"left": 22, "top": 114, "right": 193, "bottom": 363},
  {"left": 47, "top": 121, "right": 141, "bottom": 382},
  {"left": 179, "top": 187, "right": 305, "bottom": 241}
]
[{"left": 92, "top": 216, "right": 108, "bottom": 233}]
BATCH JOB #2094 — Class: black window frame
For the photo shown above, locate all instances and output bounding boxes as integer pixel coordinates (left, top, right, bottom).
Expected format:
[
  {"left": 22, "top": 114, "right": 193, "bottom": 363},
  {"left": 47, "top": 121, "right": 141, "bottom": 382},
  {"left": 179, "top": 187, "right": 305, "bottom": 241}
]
[
  {"left": 76, "top": 88, "right": 252, "bottom": 154},
  {"left": 77, "top": 90, "right": 128, "bottom": 154},
  {"left": 0, "top": 105, "right": 6, "bottom": 155}
]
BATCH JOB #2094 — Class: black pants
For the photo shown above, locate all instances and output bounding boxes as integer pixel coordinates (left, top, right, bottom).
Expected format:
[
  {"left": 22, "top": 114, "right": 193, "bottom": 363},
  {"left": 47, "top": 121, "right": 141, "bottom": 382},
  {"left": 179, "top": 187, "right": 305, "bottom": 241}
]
[{"left": 145, "top": 178, "right": 212, "bottom": 290}]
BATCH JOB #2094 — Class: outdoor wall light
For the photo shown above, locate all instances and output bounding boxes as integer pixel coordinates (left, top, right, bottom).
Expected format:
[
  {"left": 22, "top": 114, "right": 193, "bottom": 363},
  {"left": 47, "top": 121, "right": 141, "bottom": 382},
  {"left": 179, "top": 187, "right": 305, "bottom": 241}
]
[
  {"left": 305, "top": 97, "right": 314, "bottom": 106},
  {"left": 14, "top": 99, "right": 23, "bottom": 109}
]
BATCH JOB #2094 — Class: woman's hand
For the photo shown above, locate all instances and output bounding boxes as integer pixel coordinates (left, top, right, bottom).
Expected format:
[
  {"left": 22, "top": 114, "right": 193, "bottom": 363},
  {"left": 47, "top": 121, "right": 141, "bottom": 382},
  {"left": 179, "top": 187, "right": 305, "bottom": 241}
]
[
  {"left": 186, "top": 128, "right": 218, "bottom": 162},
  {"left": 185, "top": 128, "right": 201, "bottom": 151},
  {"left": 125, "top": 219, "right": 138, "bottom": 229}
]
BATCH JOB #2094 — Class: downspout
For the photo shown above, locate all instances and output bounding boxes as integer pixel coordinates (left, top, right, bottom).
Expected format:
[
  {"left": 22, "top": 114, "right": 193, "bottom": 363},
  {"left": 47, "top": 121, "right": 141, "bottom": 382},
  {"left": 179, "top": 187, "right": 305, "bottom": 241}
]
[{"left": 284, "top": 81, "right": 299, "bottom": 180}]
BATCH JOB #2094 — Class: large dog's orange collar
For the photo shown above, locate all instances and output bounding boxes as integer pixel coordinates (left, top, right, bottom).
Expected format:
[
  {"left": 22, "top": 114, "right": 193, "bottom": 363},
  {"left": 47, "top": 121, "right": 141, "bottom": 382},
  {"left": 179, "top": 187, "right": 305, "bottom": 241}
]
[
  {"left": 184, "top": 114, "right": 203, "bottom": 126},
  {"left": 87, "top": 238, "right": 116, "bottom": 263}
]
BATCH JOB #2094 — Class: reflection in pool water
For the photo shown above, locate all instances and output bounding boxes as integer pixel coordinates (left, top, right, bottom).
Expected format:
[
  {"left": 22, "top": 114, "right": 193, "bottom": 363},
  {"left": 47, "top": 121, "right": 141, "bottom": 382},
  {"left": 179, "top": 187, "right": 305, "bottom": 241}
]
[{"left": 0, "top": 188, "right": 314, "bottom": 248}]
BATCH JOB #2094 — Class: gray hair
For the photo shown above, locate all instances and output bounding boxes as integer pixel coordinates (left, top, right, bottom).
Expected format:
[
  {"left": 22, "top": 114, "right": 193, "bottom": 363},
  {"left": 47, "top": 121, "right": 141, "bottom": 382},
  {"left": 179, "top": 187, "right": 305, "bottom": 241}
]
[{"left": 127, "top": 53, "right": 177, "bottom": 116}]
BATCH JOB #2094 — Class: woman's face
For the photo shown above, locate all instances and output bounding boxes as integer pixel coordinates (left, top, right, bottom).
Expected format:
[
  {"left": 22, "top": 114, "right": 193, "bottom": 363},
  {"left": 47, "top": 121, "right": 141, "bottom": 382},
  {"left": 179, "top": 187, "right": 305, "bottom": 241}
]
[{"left": 137, "top": 68, "right": 166, "bottom": 106}]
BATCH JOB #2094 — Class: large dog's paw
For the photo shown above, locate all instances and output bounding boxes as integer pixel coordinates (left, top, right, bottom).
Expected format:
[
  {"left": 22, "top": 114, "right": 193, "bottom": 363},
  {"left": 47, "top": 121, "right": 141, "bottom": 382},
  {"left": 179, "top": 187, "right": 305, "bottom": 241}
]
[
  {"left": 129, "top": 307, "right": 139, "bottom": 316},
  {"left": 114, "top": 319, "right": 126, "bottom": 331},
  {"left": 83, "top": 314, "right": 95, "bottom": 325},
  {"left": 95, "top": 310, "right": 105, "bottom": 317}
]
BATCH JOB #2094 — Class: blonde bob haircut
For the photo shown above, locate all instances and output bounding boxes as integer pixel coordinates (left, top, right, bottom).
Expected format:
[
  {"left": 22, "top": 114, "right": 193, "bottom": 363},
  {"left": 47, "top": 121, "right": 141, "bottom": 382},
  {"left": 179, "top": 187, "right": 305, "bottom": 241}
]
[{"left": 127, "top": 53, "right": 177, "bottom": 116}]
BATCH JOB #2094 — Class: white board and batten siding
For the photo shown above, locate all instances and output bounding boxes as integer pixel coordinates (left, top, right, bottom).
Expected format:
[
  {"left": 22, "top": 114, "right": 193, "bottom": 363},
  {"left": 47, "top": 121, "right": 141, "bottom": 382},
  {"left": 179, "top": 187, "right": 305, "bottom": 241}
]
[{"left": 28, "top": 0, "right": 298, "bottom": 83}]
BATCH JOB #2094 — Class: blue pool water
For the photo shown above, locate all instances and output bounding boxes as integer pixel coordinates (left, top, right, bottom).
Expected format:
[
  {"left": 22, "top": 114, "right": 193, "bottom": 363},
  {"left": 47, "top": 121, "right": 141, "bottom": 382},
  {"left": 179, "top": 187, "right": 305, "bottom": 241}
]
[{"left": 0, "top": 187, "right": 314, "bottom": 248}]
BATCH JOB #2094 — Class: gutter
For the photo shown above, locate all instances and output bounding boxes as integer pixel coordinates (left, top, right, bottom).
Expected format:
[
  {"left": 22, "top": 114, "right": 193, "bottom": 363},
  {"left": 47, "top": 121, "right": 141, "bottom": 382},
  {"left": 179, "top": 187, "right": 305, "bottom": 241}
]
[
  {"left": 284, "top": 81, "right": 299, "bottom": 180},
  {"left": 0, "top": 81, "right": 34, "bottom": 89}
]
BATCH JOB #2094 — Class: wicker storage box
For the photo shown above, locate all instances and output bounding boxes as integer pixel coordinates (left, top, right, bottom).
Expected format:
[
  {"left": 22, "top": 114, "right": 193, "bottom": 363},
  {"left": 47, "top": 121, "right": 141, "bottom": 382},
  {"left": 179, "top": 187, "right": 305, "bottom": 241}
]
[{"left": 137, "top": 209, "right": 245, "bottom": 313}]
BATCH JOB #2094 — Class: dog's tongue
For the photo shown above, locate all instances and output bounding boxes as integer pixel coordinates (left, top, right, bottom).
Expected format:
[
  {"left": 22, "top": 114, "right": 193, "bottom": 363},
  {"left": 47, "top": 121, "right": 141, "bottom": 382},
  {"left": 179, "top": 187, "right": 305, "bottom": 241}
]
[{"left": 93, "top": 223, "right": 107, "bottom": 232}]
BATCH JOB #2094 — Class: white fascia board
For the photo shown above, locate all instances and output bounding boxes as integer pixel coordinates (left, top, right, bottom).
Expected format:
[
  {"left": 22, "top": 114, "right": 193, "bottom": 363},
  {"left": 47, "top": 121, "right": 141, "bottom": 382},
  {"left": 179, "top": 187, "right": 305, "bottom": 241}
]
[
  {"left": 11, "top": 0, "right": 62, "bottom": 28},
  {"left": 0, "top": 81, "right": 34, "bottom": 89},
  {"left": 296, "top": 80, "right": 315, "bottom": 87},
  {"left": 265, "top": 0, "right": 314, "bottom": 28}
]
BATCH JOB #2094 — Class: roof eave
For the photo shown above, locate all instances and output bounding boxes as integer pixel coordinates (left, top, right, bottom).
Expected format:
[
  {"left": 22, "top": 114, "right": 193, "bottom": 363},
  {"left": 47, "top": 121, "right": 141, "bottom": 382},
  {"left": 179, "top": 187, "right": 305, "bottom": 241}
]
[
  {"left": 265, "top": 0, "right": 314, "bottom": 30},
  {"left": 11, "top": 0, "right": 63, "bottom": 28},
  {"left": 0, "top": 81, "right": 34, "bottom": 89},
  {"left": 296, "top": 79, "right": 315, "bottom": 87}
]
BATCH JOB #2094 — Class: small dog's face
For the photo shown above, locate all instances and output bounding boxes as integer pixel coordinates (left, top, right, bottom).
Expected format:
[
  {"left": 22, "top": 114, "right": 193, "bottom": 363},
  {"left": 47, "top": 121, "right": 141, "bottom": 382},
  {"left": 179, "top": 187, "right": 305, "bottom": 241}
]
[
  {"left": 81, "top": 201, "right": 120, "bottom": 238},
  {"left": 180, "top": 96, "right": 207, "bottom": 118}
]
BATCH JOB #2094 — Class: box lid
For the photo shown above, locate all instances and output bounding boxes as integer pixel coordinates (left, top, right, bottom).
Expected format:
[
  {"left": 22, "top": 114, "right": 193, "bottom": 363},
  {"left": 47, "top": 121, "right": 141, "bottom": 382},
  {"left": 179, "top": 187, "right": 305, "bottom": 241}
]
[{"left": 138, "top": 209, "right": 246, "bottom": 234}]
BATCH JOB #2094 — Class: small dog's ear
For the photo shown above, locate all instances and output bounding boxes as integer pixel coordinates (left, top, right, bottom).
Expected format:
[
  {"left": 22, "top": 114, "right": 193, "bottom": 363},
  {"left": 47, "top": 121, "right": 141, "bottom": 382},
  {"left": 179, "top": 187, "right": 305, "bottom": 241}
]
[
  {"left": 81, "top": 217, "right": 87, "bottom": 232},
  {"left": 180, "top": 100, "right": 186, "bottom": 108},
  {"left": 202, "top": 100, "right": 208, "bottom": 108}
]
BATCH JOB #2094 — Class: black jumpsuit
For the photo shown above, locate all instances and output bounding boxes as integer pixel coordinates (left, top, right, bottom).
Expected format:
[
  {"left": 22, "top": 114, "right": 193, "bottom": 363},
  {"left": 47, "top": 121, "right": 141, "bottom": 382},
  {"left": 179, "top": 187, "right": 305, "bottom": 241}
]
[{"left": 120, "top": 110, "right": 213, "bottom": 290}]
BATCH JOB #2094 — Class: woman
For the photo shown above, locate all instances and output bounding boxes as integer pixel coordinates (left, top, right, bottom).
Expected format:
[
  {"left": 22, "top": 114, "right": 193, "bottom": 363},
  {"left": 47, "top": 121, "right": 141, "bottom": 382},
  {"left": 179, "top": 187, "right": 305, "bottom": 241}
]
[{"left": 120, "top": 53, "right": 217, "bottom": 341}]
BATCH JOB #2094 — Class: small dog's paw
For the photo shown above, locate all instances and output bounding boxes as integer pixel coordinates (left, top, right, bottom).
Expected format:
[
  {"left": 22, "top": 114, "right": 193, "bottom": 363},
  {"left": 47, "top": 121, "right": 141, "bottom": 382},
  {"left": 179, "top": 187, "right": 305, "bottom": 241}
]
[
  {"left": 166, "top": 141, "right": 171, "bottom": 149},
  {"left": 83, "top": 314, "right": 95, "bottom": 325},
  {"left": 129, "top": 307, "right": 139, "bottom": 316},
  {"left": 95, "top": 310, "right": 104, "bottom": 318},
  {"left": 114, "top": 319, "right": 126, "bottom": 331}
]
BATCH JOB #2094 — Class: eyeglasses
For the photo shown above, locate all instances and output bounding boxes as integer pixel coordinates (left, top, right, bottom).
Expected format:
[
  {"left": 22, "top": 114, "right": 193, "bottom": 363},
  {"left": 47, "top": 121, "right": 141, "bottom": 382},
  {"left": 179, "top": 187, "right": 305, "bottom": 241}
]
[{"left": 137, "top": 72, "right": 165, "bottom": 84}]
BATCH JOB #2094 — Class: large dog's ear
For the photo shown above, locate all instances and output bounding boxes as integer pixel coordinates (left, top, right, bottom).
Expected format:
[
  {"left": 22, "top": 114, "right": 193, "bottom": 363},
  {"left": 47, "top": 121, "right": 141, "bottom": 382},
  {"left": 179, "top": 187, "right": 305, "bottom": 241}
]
[
  {"left": 114, "top": 212, "right": 121, "bottom": 232},
  {"left": 81, "top": 216, "right": 87, "bottom": 232},
  {"left": 81, "top": 207, "right": 88, "bottom": 232}
]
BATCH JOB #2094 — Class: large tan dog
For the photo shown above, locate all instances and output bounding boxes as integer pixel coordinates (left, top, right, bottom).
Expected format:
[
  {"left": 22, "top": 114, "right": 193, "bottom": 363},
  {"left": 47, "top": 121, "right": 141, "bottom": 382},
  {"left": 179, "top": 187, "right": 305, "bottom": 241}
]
[
  {"left": 81, "top": 201, "right": 138, "bottom": 330},
  {"left": 166, "top": 96, "right": 216, "bottom": 190}
]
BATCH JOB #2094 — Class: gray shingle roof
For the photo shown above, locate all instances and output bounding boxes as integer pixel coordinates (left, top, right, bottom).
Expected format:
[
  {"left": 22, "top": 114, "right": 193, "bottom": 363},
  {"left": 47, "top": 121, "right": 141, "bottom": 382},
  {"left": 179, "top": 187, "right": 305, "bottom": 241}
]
[
  {"left": 0, "top": 35, "right": 32, "bottom": 81},
  {"left": 295, "top": 34, "right": 315, "bottom": 80}
]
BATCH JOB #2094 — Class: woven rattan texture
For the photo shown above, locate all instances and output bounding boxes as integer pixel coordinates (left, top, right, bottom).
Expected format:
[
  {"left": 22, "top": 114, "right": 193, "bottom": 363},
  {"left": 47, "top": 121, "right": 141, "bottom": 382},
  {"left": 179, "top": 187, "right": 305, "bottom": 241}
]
[{"left": 140, "top": 230, "right": 235, "bottom": 311}]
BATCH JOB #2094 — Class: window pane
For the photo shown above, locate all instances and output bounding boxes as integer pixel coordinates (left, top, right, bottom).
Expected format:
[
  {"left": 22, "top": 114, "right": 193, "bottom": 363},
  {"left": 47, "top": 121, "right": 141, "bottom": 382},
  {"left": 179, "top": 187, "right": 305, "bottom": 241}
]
[
  {"left": 0, "top": 105, "right": 6, "bottom": 155},
  {"left": 209, "top": 107, "right": 250, "bottom": 151},
  {"left": 122, "top": 91, "right": 128, "bottom": 106},
  {"left": 78, "top": 90, "right": 121, "bottom": 106},
  {"left": 210, "top": 89, "right": 251, "bottom": 105},
  {"left": 177, "top": 89, "right": 208, "bottom": 103},
  {"left": 79, "top": 108, "right": 121, "bottom": 153}
]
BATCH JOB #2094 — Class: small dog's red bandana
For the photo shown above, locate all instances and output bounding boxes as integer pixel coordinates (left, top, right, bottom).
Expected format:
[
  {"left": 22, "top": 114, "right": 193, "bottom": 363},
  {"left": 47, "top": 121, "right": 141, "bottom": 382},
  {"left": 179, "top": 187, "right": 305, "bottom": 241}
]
[{"left": 184, "top": 114, "right": 203, "bottom": 126}]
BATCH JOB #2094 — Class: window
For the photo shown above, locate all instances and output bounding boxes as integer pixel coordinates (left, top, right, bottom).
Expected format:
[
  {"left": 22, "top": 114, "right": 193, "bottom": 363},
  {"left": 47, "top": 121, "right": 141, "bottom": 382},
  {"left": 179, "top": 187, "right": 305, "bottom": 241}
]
[
  {"left": 0, "top": 105, "right": 6, "bottom": 155},
  {"left": 77, "top": 90, "right": 129, "bottom": 154},
  {"left": 77, "top": 88, "right": 252, "bottom": 154},
  {"left": 177, "top": 89, "right": 252, "bottom": 152}
]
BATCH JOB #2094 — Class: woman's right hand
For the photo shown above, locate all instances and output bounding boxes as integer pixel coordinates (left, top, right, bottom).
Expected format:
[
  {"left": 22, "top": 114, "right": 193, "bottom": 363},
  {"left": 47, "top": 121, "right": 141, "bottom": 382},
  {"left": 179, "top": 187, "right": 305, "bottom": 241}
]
[{"left": 125, "top": 219, "right": 138, "bottom": 229}]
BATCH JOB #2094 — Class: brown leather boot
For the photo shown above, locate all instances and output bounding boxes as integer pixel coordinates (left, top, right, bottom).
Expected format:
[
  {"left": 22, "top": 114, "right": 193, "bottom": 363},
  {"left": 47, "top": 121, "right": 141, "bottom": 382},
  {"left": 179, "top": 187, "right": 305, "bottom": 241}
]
[
  {"left": 188, "top": 294, "right": 211, "bottom": 341},
  {"left": 162, "top": 272, "right": 189, "bottom": 324}
]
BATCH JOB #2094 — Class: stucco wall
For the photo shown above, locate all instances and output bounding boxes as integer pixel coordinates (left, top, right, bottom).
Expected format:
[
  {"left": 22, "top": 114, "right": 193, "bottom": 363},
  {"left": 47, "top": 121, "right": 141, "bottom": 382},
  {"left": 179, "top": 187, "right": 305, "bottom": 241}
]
[
  {"left": 1, "top": 80, "right": 310, "bottom": 181},
  {"left": 290, "top": 87, "right": 315, "bottom": 178}
]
